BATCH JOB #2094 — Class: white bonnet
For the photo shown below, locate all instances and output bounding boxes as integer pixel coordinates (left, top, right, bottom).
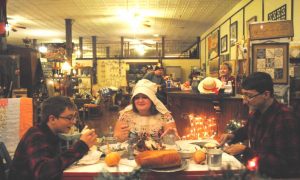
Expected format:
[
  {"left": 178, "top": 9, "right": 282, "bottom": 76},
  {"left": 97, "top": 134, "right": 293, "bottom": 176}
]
[{"left": 121, "top": 79, "right": 170, "bottom": 114}]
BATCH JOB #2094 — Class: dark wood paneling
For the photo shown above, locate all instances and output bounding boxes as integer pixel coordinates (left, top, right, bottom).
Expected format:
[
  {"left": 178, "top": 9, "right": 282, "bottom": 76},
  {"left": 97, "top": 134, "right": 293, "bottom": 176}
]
[{"left": 7, "top": 45, "right": 39, "bottom": 96}]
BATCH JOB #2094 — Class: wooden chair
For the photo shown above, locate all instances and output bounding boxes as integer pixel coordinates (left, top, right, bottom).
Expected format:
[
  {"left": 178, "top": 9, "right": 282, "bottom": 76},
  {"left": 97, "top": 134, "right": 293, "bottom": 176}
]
[
  {"left": 0, "top": 142, "right": 12, "bottom": 180},
  {"left": 83, "top": 104, "right": 102, "bottom": 120},
  {"left": 74, "top": 98, "right": 91, "bottom": 120}
]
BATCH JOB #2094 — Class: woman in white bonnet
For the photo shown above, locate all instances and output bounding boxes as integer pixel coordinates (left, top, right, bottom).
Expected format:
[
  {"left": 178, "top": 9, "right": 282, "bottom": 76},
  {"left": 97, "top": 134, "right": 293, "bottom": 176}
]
[{"left": 114, "top": 79, "right": 179, "bottom": 142}]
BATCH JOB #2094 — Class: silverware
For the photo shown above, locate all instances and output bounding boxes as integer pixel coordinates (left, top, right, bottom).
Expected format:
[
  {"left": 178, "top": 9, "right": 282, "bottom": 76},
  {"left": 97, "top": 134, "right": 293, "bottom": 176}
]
[
  {"left": 218, "top": 143, "right": 229, "bottom": 151},
  {"left": 119, "top": 162, "right": 136, "bottom": 168},
  {"left": 175, "top": 143, "right": 181, "bottom": 151}
]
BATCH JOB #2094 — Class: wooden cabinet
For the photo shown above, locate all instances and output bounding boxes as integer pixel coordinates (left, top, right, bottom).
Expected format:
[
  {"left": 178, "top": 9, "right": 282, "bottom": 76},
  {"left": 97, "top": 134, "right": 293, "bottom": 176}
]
[
  {"left": 167, "top": 91, "right": 248, "bottom": 136},
  {"left": 40, "top": 61, "right": 92, "bottom": 97},
  {"left": 7, "top": 46, "right": 39, "bottom": 97},
  {"left": 126, "top": 62, "right": 157, "bottom": 91}
]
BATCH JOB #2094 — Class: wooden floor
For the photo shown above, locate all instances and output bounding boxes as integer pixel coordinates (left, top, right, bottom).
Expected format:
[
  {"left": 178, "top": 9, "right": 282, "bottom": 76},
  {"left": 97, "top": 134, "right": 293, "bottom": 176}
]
[{"left": 82, "top": 107, "right": 120, "bottom": 137}]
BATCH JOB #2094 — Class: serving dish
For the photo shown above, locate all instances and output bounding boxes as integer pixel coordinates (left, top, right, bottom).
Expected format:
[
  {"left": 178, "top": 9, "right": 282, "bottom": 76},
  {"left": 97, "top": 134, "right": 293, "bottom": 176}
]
[
  {"left": 99, "top": 143, "right": 127, "bottom": 156},
  {"left": 58, "top": 133, "right": 81, "bottom": 141},
  {"left": 149, "top": 159, "right": 188, "bottom": 172},
  {"left": 176, "top": 143, "right": 199, "bottom": 159}
]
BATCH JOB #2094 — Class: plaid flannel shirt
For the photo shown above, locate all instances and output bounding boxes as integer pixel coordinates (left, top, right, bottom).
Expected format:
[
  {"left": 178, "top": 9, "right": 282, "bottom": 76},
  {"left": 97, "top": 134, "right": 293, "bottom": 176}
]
[
  {"left": 9, "top": 124, "right": 88, "bottom": 180},
  {"left": 233, "top": 100, "right": 300, "bottom": 178}
]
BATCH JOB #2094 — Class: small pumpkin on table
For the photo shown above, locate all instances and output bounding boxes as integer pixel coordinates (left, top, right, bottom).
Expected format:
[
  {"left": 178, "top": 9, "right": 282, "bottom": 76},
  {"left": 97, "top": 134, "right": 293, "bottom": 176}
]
[{"left": 104, "top": 144, "right": 121, "bottom": 167}]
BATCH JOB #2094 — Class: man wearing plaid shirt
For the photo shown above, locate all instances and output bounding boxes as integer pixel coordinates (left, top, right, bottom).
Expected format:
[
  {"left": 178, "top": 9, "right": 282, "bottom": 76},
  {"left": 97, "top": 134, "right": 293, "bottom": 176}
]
[
  {"left": 220, "top": 72, "right": 300, "bottom": 178},
  {"left": 9, "top": 96, "right": 98, "bottom": 180}
]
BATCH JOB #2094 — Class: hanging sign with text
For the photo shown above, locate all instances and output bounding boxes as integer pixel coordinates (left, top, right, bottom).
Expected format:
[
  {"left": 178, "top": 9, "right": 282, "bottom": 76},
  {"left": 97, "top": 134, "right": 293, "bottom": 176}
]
[{"left": 249, "top": 20, "right": 293, "bottom": 40}]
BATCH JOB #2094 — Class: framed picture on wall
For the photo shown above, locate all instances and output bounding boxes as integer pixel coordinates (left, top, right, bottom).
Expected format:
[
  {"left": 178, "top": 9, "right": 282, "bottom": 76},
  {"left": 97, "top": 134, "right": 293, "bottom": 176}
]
[
  {"left": 246, "top": 16, "right": 257, "bottom": 38},
  {"left": 230, "top": 21, "right": 238, "bottom": 47},
  {"left": 209, "top": 56, "right": 219, "bottom": 77},
  {"left": 221, "top": 35, "right": 228, "bottom": 53},
  {"left": 252, "top": 43, "right": 288, "bottom": 84},
  {"left": 208, "top": 30, "right": 219, "bottom": 60}
]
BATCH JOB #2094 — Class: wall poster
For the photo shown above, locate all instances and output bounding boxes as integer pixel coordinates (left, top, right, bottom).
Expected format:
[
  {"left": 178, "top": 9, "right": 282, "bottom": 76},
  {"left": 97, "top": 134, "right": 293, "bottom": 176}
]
[
  {"left": 208, "top": 30, "right": 219, "bottom": 60},
  {"left": 220, "top": 35, "right": 228, "bottom": 53},
  {"left": 209, "top": 56, "right": 219, "bottom": 77},
  {"left": 230, "top": 21, "right": 238, "bottom": 47},
  {"left": 252, "top": 43, "right": 288, "bottom": 84}
]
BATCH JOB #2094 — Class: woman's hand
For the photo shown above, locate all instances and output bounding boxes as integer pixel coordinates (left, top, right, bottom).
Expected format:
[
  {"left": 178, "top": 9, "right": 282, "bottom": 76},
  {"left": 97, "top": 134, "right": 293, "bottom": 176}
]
[{"left": 114, "top": 121, "right": 130, "bottom": 142}]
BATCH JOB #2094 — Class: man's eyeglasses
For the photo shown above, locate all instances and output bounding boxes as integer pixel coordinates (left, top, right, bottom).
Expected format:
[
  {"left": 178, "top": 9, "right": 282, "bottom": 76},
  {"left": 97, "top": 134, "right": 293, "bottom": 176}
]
[
  {"left": 59, "top": 116, "right": 77, "bottom": 121},
  {"left": 242, "top": 92, "right": 263, "bottom": 101}
]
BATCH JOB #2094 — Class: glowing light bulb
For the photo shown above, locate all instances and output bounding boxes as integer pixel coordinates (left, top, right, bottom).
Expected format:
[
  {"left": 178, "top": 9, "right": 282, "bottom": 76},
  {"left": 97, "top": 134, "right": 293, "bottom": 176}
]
[
  {"left": 39, "top": 46, "right": 48, "bottom": 53},
  {"left": 247, "top": 157, "right": 259, "bottom": 171}
]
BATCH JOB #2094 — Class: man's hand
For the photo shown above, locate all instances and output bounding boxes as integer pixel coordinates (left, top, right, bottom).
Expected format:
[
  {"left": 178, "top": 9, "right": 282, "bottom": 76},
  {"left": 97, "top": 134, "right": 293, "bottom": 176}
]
[
  {"left": 223, "top": 143, "right": 246, "bottom": 155},
  {"left": 80, "top": 129, "right": 98, "bottom": 148},
  {"left": 218, "top": 133, "right": 235, "bottom": 146}
]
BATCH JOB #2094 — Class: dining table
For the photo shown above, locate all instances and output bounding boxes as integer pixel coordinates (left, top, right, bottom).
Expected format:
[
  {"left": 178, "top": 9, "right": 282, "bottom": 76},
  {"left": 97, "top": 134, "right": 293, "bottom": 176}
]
[{"left": 63, "top": 140, "right": 245, "bottom": 180}]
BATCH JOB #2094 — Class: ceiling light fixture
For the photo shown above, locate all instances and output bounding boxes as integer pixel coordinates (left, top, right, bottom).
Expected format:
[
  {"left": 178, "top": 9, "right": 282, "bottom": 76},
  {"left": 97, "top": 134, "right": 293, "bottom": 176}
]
[
  {"left": 38, "top": 45, "right": 47, "bottom": 53},
  {"left": 135, "top": 44, "right": 145, "bottom": 56},
  {"left": 75, "top": 49, "right": 81, "bottom": 58},
  {"left": 117, "top": 0, "right": 146, "bottom": 33},
  {"left": 61, "top": 61, "right": 72, "bottom": 74}
]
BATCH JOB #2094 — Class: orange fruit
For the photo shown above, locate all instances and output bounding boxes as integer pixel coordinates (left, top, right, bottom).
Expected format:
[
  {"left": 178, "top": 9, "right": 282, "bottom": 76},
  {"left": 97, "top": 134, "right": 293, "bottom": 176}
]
[
  {"left": 104, "top": 152, "right": 121, "bottom": 167},
  {"left": 193, "top": 150, "right": 206, "bottom": 164}
]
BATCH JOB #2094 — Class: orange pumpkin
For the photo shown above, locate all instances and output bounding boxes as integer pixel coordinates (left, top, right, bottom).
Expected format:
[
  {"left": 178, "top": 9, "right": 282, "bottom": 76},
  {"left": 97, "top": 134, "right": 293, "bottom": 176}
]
[
  {"left": 193, "top": 150, "right": 206, "bottom": 164},
  {"left": 104, "top": 152, "right": 121, "bottom": 167}
]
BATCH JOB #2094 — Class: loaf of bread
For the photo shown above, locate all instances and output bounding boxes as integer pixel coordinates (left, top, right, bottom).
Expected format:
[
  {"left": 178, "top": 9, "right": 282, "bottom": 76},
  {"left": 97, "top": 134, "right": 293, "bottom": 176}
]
[{"left": 135, "top": 150, "right": 181, "bottom": 168}]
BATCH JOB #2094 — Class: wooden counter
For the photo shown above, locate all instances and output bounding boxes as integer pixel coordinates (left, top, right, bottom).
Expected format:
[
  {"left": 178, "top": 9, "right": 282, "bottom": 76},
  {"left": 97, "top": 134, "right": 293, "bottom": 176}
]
[{"left": 167, "top": 91, "right": 248, "bottom": 136}]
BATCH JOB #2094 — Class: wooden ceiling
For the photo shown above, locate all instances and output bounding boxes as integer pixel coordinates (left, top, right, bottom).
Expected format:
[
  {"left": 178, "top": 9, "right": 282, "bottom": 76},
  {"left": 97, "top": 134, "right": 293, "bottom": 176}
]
[{"left": 6, "top": 0, "right": 241, "bottom": 46}]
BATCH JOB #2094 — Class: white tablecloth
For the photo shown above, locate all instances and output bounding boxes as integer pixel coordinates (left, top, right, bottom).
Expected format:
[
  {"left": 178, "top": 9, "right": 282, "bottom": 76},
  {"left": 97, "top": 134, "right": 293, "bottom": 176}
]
[{"left": 65, "top": 139, "right": 245, "bottom": 174}]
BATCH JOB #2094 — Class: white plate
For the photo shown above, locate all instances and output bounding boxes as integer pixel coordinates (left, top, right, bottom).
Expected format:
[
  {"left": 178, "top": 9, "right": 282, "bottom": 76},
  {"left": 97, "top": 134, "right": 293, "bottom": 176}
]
[
  {"left": 149, "top": 159, "right": 188, "bottom": 173},
  {"left": 77, "top": 150, "right": 102, "bottom": 165},
  {"left": 185, "top": 139, "right": 219, "bottom": 148}
]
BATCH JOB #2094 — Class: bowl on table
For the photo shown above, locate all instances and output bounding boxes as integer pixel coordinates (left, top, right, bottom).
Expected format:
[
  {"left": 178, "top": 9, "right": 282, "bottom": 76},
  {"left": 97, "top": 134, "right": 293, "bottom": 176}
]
[
  {"left": 99, "top": 143, "right": 127, "bottom": 157},
  {"left": 58, "top": 133, "right": 81, "bottom": 141},
  {"left": 175, "top": 143, "right": 200, "bottom": 159},
  {"left": 203, "top": 142, "right": 218, "bottom": 150}
]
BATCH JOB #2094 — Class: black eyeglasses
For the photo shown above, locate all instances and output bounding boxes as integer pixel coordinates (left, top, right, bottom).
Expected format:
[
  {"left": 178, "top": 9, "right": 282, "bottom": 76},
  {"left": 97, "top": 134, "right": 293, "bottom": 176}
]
[
  {"left": 59, "top": 116, "right": 77, "bottom": 121},
  {"left": 242, "top": 92, "right": 263, "bottom": 101}
]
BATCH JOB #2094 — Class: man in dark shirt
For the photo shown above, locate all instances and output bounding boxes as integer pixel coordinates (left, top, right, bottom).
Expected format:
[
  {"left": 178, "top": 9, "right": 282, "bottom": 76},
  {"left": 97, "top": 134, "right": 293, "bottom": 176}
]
[
  {"left": 9, "top": 96, "right": 98, "bottom": 180},
  {"left": 219, "top": 72, "right": 300, "bottom": 178},
  {"left": 143, "top": 65, "right": 167, "bottom": 104}
]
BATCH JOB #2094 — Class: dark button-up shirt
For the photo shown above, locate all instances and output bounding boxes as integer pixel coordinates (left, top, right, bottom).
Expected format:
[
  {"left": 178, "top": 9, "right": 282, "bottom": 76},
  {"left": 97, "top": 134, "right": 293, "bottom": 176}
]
[
  {"left": 232, "top": 99, "right": 300, "bottom": 178},
  {"left": 9, "top": 124, "right": 88, "bottom": 180}
]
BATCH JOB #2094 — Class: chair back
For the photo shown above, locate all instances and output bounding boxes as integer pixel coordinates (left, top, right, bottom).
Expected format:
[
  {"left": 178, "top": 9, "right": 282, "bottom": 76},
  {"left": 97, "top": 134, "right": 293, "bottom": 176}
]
[{"left": 0, "top": 142, "right": 12, "bottom": 180}]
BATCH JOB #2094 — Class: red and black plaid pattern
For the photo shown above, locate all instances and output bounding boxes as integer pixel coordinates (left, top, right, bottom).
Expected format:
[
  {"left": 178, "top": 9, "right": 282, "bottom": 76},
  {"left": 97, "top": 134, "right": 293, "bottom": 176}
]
[
  {"left": 233, "top": 100, "right": 300, "bottom": 178},
  {"left": 9, "top": 124, "right": 88, "bottom": 180}
]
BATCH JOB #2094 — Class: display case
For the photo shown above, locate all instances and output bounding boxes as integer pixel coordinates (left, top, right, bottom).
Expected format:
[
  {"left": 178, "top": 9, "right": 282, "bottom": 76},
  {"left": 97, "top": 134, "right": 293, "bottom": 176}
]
[
  {"left": 40, "top": 59, "right": 92, "bottom": 97},
  {"left": 126, "top": 62, "right": 157, "bottom": 91}
]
